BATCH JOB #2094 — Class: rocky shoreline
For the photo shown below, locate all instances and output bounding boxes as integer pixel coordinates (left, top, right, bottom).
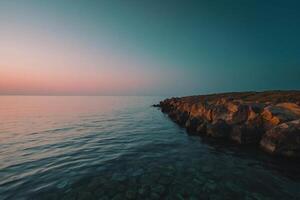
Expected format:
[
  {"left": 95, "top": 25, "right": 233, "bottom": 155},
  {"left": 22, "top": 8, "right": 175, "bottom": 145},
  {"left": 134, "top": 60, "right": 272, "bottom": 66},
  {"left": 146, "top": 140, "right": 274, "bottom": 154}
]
[{"left": 156, "top": 91, "right": 300, "bottom": 158}]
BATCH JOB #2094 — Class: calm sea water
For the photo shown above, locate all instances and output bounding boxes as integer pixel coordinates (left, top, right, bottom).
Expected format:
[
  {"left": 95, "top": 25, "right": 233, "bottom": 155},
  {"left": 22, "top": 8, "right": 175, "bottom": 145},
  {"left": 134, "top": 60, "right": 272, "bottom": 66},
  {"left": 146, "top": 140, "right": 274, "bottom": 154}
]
[{"left": 0, "top": 96, "right": 300, "bottom": 200}]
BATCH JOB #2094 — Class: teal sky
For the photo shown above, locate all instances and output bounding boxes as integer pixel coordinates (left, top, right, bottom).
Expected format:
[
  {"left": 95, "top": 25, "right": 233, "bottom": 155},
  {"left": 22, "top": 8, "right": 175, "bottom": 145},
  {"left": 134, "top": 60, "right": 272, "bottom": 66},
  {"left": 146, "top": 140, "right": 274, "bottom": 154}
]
[{"left": 1, "top": 0, "right": 300, "bottom": 96}]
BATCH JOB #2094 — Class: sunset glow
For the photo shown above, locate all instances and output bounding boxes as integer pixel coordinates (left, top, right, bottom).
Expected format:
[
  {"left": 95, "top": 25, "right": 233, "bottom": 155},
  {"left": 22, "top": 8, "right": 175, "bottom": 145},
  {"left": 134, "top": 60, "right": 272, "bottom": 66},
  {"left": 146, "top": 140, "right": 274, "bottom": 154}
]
[{"left": 1, "top": 0, "right": 300, "bottom": 95}]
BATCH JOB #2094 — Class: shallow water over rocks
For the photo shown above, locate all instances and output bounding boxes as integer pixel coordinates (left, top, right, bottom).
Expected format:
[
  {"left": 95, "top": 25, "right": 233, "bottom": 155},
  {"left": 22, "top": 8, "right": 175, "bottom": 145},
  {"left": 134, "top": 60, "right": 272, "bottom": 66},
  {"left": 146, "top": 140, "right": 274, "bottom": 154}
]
[{"left": 0, "top": 96, "right": 299, "bottom": 199}]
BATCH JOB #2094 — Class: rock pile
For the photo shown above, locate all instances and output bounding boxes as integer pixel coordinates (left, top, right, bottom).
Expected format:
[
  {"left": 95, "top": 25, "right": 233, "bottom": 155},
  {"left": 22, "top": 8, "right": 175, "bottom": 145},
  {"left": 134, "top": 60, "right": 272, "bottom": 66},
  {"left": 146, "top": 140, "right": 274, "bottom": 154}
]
[{"left": 157, "top": 91, "right": 300, "bottom": 157}]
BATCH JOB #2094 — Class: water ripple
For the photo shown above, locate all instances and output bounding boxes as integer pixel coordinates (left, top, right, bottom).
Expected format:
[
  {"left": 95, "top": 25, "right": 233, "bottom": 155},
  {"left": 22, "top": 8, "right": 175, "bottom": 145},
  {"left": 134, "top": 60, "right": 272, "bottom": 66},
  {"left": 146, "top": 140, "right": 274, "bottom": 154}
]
[{"left": 0, "top": 96, "right": 300, "bottom": 199}]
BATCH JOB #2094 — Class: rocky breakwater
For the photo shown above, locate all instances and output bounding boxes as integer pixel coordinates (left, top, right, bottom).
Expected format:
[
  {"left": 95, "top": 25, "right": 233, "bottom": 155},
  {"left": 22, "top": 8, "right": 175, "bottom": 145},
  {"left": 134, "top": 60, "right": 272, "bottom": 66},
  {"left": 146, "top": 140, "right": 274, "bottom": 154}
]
[{"left": 157, "top": 91, "right": 300, "bottom": 158}]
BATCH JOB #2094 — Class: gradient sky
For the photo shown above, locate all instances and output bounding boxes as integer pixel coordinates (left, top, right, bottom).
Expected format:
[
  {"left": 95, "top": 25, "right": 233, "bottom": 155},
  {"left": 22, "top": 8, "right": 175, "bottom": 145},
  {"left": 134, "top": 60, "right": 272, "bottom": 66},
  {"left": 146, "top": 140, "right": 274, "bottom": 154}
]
[{"left": 1, "top": 0, "right": 300, "bottom": 96}]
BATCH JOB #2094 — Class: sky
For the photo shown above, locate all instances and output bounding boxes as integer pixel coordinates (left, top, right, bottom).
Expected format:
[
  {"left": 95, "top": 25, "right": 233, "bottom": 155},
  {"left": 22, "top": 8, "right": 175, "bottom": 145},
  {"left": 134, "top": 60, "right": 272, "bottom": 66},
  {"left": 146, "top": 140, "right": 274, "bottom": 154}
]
[{"left": 0, "top": 0, "right": 300, "bottom": 96}]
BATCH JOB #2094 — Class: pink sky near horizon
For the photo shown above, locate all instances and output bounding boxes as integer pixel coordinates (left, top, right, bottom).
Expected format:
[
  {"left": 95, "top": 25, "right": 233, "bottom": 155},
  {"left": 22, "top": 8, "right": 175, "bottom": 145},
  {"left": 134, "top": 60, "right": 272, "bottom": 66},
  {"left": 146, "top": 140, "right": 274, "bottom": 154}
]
[
  {"left": 0, "top": 27, "right": 168, "bottom": 95},
  {"left": 0, "top": 1, "right": 187, "bottom": 96}
]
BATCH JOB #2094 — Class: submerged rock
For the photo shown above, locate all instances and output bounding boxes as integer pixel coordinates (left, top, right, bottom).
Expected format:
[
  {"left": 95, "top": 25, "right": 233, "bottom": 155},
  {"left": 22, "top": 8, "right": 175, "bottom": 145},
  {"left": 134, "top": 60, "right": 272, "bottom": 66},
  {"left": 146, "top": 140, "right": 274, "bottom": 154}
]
[{"left": 157, "top": 91, "right": 300, "bottom": 157}]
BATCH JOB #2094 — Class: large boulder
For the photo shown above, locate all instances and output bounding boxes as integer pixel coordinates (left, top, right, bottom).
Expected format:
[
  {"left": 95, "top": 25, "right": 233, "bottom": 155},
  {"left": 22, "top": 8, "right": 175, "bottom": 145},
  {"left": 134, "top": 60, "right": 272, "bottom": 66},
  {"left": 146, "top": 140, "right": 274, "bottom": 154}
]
[
  {"left": 277, "top": 102, "right": 300, "bottom": 115},
  {"left": 230, "top": 117, "right": 264, "bottom": 144},
  {"left": 211, "top": 104, "right": 231, "bottom": 122},
  {"left": 230, "top": 104, "right": 250, "bottom": 124},
  {"left": 260, "top": 119, "right": 300, "bottom": 157},
  {"left": 261, "top": 104, "right": 300, "bottom": 130},
  {"left": 228, "top": 103, "right": 264, "bottom": 125}
]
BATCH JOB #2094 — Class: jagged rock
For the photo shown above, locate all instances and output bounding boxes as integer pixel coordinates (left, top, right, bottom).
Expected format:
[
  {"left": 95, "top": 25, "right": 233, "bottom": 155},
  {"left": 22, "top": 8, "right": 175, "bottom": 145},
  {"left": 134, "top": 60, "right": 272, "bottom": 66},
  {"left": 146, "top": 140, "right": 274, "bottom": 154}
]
[
  {"left": 230, "top": 104, "right": 249, "bottom": 124},
  {"left": 185, "top": 117, "right": 203, "bottom": 133},
  {"left": 157, "top": 91, "right": 300, "bottom": 157},
  {"left": 262, "top": 105, "right": 300, "bottom": 130},
  {"left": 277, "top": 102, "right": 300, "bottom": 115},
  {"left": 206, "top": 119, "right": 231, "bottom": 138},
  {"left": 169, "top": 111, "right": 189, "bottom": 126},
  {"left": 196, "top": 121, "right": 207, "bottom": 134},
  {"left": 260, "top": 119, "right": 300, "bottom": 157},
  {"left": 230, "top": 117, "right": 264, "bottom": 144}
]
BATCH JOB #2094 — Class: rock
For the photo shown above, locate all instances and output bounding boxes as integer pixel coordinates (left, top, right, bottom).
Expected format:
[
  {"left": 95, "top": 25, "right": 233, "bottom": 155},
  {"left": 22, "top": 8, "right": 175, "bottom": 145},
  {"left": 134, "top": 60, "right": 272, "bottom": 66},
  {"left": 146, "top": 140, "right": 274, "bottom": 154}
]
[
  {"left": 152, "top": 104, "right": 161, "bottom": 107},
  {"left": 262, "top": 105, "right": 300, "bottom": 130},
  {"left": 260, "top": 119, "right": 300, "bottom": 157},
  {"left": 277, "top": 102, "right": 300, "bottom": 115},
  {"left": 211, "top": 104, "right": 229, "bottom": 122},
  {"left": 230, "top": 117, "right": 264, "bottom": 144},
  {"left": 206, "top": 119, "right": 231, "bottom": 138},
  {"left": 230, "top": 104, "right": 251, "bottom": 124},
  {"left": 230, "top": 124, "right": 261, "bottom": 144},
  {"left": 169, "top": 111, "right": 189, "bottom": 126},
  {"left": 185, "top": 117, "right": 203, "bottom": 133},
  {"left": 157, "top": 91, "right": 300, "bottom": 157},
  {"left": 196, "top": 121, "right": 207, "bottom": 134}
]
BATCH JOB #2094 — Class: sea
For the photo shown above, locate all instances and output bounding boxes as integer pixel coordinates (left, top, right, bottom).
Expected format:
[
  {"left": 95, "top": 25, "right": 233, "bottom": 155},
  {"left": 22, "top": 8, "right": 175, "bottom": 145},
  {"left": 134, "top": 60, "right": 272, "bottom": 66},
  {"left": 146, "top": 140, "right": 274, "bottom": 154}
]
[{"left": 0, "top": 96, "right": 299, "bottom": 200}]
